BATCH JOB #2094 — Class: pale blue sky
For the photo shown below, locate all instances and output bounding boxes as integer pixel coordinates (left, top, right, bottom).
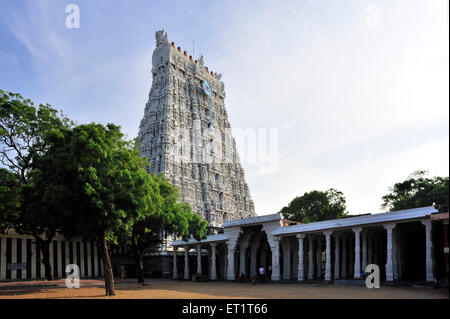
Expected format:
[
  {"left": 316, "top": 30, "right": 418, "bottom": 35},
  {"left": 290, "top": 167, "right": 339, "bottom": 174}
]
[{"left": 0, "top": 0, "right": 448, "bottom": 215}]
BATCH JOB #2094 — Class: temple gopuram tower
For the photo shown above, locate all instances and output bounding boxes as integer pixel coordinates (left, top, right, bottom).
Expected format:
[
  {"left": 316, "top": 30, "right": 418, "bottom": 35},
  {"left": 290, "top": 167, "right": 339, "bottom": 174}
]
[{"left": 138, "top": 30, "right": 256, "bottom": 233}]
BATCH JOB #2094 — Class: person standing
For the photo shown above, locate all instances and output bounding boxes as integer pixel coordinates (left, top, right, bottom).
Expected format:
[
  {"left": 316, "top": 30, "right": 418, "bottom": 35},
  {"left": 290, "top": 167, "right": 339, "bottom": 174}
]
[{"left": 258, "top": 266, "right": 265, "bottom": 283}]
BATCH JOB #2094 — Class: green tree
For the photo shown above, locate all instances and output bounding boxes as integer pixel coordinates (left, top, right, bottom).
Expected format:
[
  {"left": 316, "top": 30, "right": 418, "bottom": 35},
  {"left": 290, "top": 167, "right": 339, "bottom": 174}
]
[
  {"left": 279, "top": 188, "right": 348, "bottom": 223},
  {"left": 155, "top": 175, "right": 207, "bottom": 242},
  {"left": 0, "top": 168, "right": 21, "bottom": 232},
  {"left": 381, "top": 170, "right": 449, "bottom": 212},
  {"left": 124, "top": 174, "right": 207, "bottom": 284},
  {"left": 34, "top": 122, "right": 168, "bottom": 296},
  {"left": 0, "top": 90, "right": 71, "bottom": 280}
]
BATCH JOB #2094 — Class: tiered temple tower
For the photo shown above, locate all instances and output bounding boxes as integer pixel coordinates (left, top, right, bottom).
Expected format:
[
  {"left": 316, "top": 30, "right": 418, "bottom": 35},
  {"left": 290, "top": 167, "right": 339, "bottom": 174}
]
[{"left": 138, "top": 30, "right": 256, "bottom": 234}]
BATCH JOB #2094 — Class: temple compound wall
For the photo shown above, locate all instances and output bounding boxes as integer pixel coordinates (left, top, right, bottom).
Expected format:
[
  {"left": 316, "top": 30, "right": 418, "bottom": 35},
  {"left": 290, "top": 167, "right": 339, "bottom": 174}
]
[
  {"left": 0, "top": 231, "right": 104, "bottom": 281},
  {"left": 171, "top": 206, "right": 449, "bottom": 284}
]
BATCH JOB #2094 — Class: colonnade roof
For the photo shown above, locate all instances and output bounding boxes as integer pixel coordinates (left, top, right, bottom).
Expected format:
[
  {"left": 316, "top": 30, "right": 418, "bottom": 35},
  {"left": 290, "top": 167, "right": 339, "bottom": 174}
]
[
  {"left": 272, "top": 205, "right": 438, "bottom": 236},
  {"left": 222, "top": 213, "right": 281, "bottom": 228},
  {"left": 170, "top": 206, "right": 438, "bottom": 247},
  {"left": 171, "top": 234, "right": 229, "bottom": 247}
]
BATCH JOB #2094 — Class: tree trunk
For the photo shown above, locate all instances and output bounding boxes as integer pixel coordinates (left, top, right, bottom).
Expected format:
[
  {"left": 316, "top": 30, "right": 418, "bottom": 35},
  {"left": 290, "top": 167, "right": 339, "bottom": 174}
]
[
  {"left": 36, "top": 237, "right": 54, "bottom": 281},
  {"left": 136, "top": 255, "right": 144, "bottom": 284},
  {"left": 100, "top": 229, "right": 115, "bottom": 296},
  {"left": 131, "top": 241, "right": 145, "bottom": 284}
]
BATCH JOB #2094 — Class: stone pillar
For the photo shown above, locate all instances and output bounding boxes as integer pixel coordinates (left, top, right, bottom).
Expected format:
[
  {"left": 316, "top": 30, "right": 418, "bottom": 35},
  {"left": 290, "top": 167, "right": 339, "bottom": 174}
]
[
  {"left": 316, "top": 237, "right": 322, "bottom": 279},
  {"left": 184, "top": 246, "right": 190, "bottom": 280},
  {"left": 196, "top": 244, "right": 202, "bottom": 275},
  {"left": 11, "top": 238, "right": 17, "bottom": 280},
  {"left": 324, "top": 231, "right": 332, "bottom": 281},
  {"left": 362, "top": 232, "right": 367, "bottom": 274},
  {"left": 210, "top": 243, "right": 217, "bottom": 280},
  {"left": 39, "top": 242, "right": 45, "bottom": 278},
  {"left": 308, "top": 236, "right": 314, "bottom": 280},
  {"left": 341, "top": 235, "right": 347, "bottom": 278},
  {"left": 227, "top": 243, "right": 236, "bottom": 280},
  {"left": 23, "top": 239, "right": 28, "bottom": 280},
  {"left": 282, "top": 239, "right": 291, "bottom": 280},
  {"left": 48, "top": 241, "right": 53, "bottom": 279},
  {"left": 42, "top": 242, "right": 47, "bottom": 279},
  {"left": 349, "top": 238, "right": 354, "bottom": 278},
  {"left": 86, "top": 242, "right": 92, "bottom": 277},
  {"left": 0, "top": 237, "right": 6, "bottom": 280},
  {"left": 20, "top": 239, "right": 27, "bottom": 279},
  {"left": 421, "top": 219, "right": 434, "bottom": 282},
  {"left": 353, "top": 227, "right": 362, "bottom": 279},
  {"left": 383, "top": 223, "right": 396, "bottom": 282},
  {"left": 31, "top": 240, "right": 36, "bottom": 279},
  {"left": 173, "top": 246, "right": 178, "bottom": 279},
  {"left": 270, "top": 238, "right": 281, "bottom": 281},
  {"left": 73, "top": 242, "right": 78, "bottom": 269},
  {"left": 56, "top": 240, "right": 63, "bottom": 278},
  {"left": 334, "top": 234, "right": 340, "bottom": 279},
  {"left": 80, "top": 241, "right": 85, "bottom": 278},
  {"left": 297, "top": 234, "right": 305, "bottom": 281},
  {"left": 65, "top": 241, "right": 70, "bottom": 274},
  {"left": 372, "top": 232, "right": 380, "bottom": 267}
]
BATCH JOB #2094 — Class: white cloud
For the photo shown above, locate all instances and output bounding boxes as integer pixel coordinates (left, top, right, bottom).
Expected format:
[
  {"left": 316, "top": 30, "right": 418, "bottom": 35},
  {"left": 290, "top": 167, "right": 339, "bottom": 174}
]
[{"left": 207, "top": 0, "right": 449, "bottom": 215}]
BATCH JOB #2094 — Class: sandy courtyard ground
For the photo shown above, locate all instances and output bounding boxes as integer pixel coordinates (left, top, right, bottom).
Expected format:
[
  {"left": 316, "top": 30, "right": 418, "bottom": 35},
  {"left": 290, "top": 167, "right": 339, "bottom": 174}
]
[{"left": 0, "top": 279, "right": 448, "bottom": 299}]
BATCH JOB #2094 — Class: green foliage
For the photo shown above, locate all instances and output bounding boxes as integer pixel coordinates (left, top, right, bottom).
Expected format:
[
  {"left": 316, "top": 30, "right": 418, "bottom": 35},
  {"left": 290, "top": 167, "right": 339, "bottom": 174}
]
[
  {"left": 0, "top": 89, "right": 72, "bottom": 239},
  {"left": 0, "top": 89, "right": 72, "bottom": 183},
  {"left": 34, "top": 123, "right": 151, "bottom": 241},
  {"left": 125, "top": 173, "right": 208, "bottom": 256},
  {"left": 381, "top": 170, "right": 449, "bottom": 212},
  {"left": 0, "top": 168, "right": 21, "bottom": 233},
  {"left": 187, "top": 210, "right": 208, "bottom": 241},
  {"left": 279, "top": 188, "right": 348, "bottom": 223},
  {"left": 154, "top": 175, "right": 207, "bottom": 241}
]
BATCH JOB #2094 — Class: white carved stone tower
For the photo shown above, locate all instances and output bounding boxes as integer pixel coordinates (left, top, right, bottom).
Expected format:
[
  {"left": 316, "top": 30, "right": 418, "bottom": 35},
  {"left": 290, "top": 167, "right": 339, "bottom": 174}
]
[{"left": 138, "top": 30, "right": 256, "bottom": 232}]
